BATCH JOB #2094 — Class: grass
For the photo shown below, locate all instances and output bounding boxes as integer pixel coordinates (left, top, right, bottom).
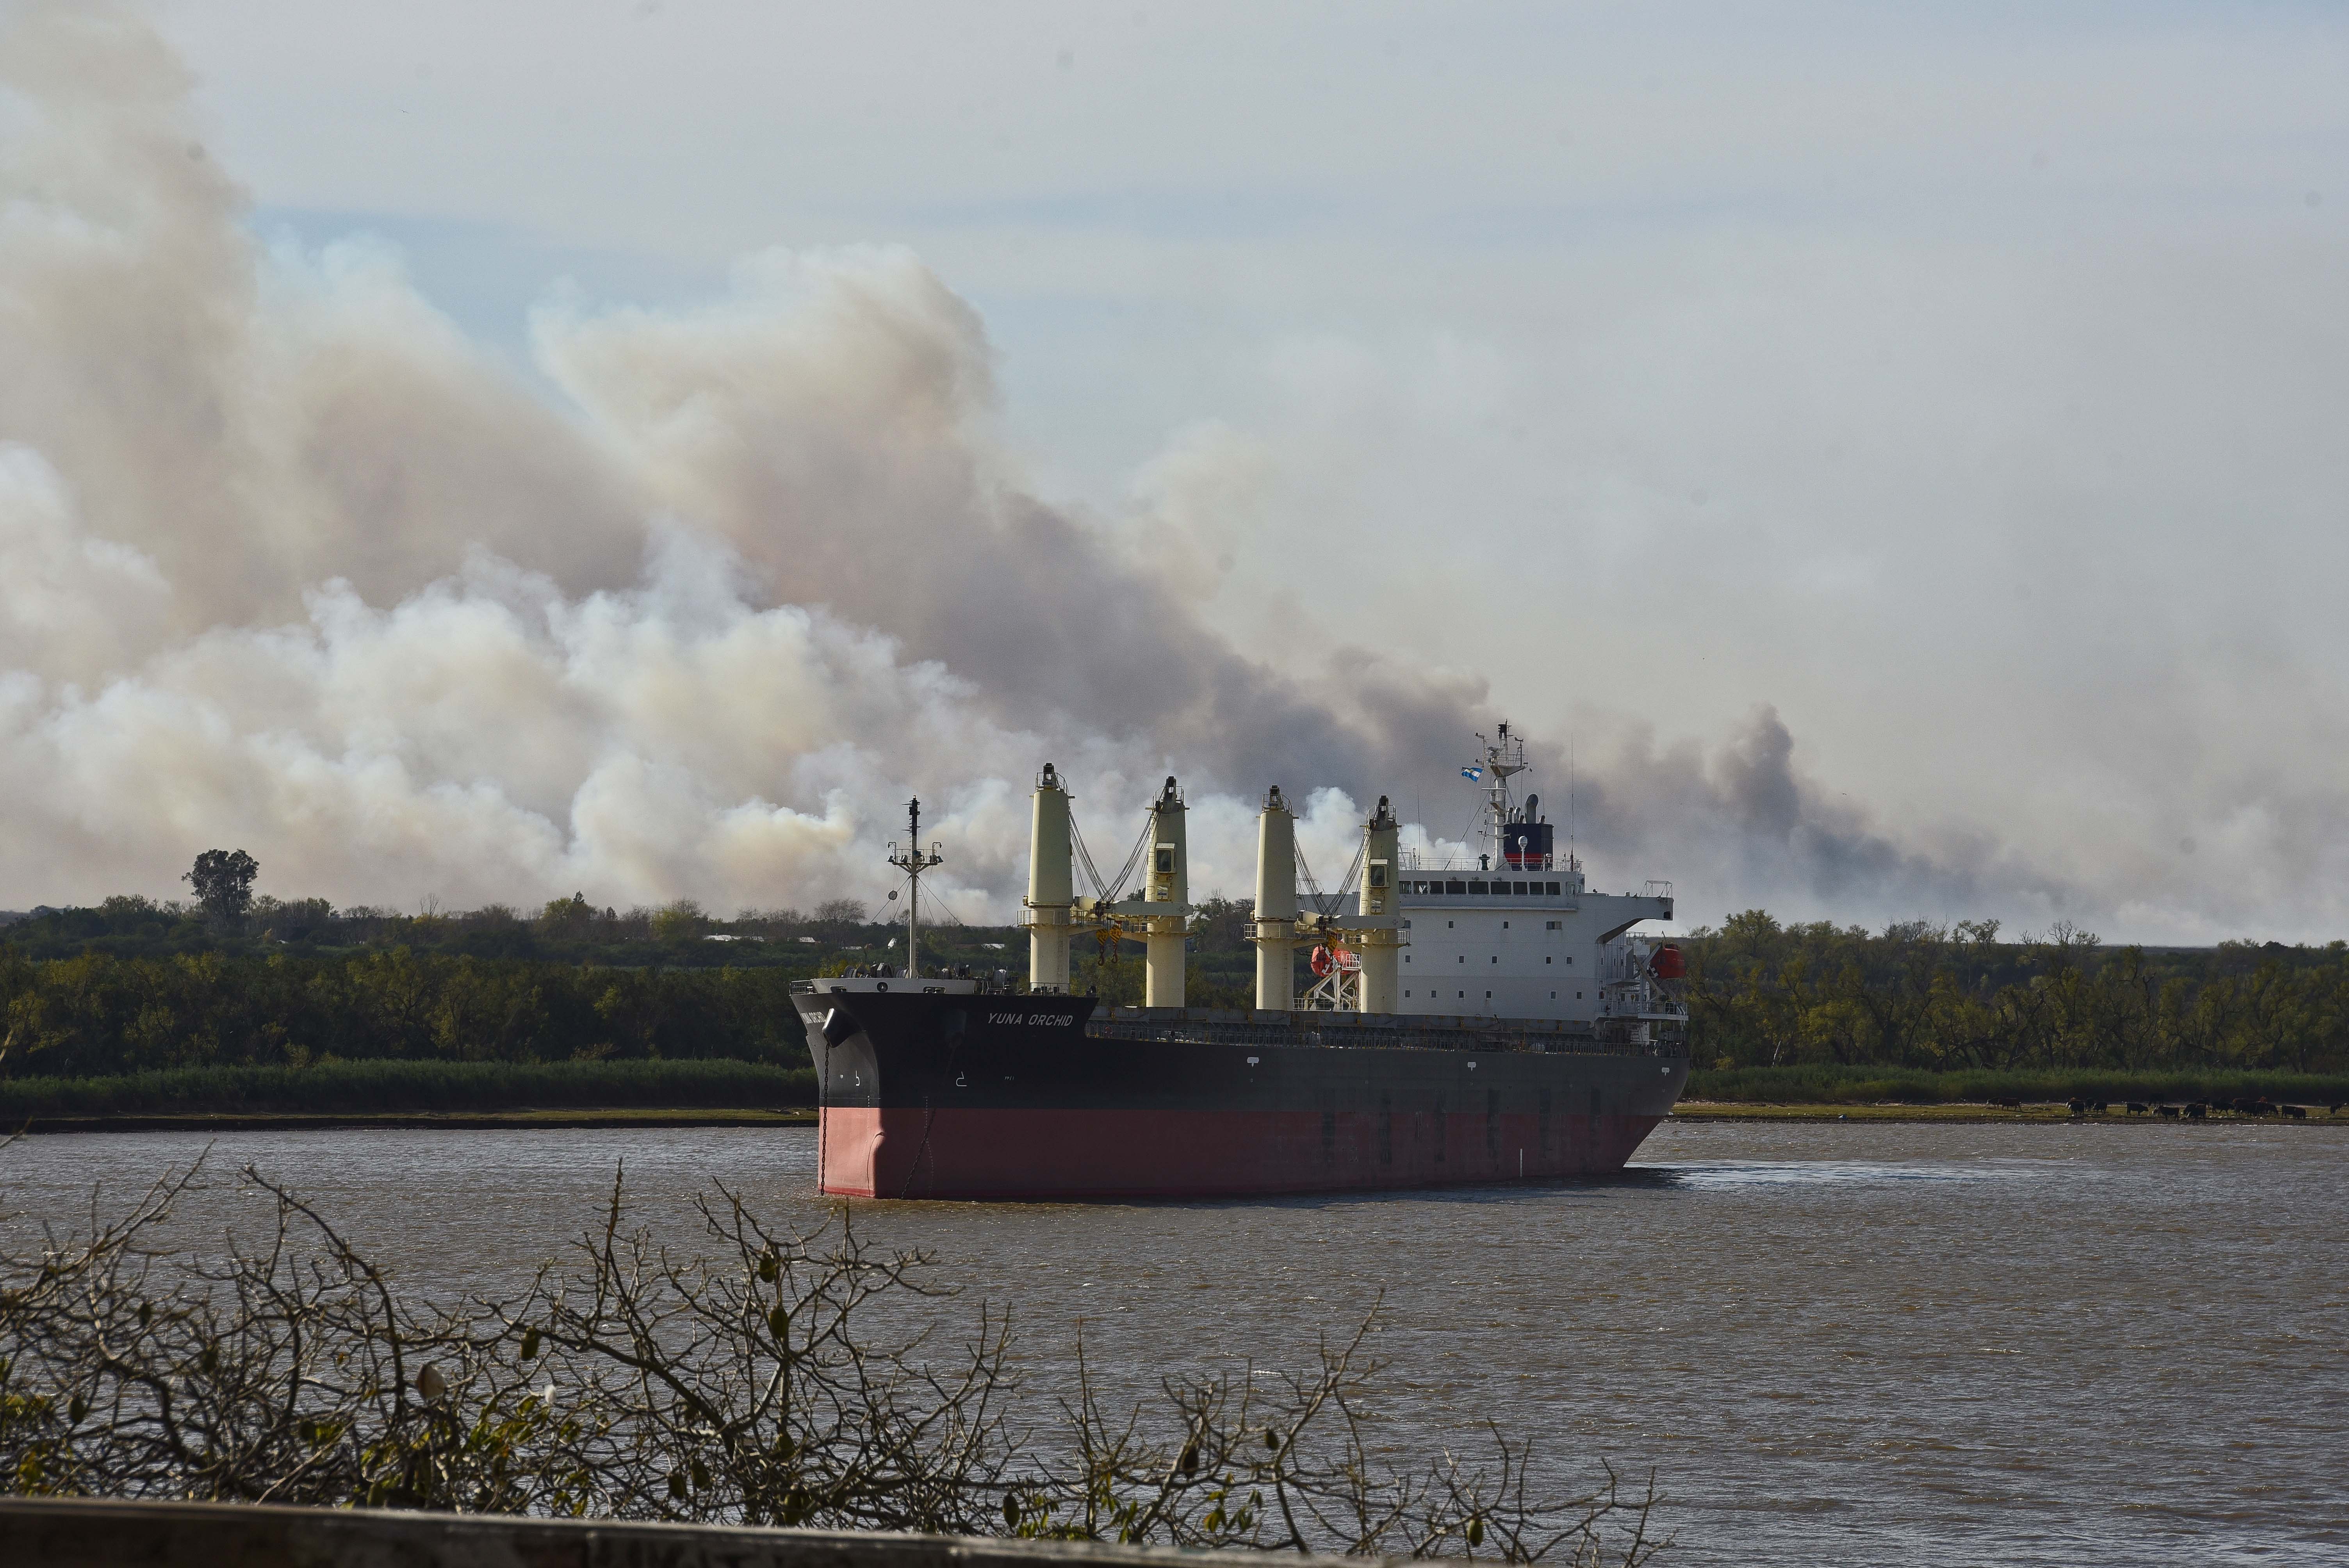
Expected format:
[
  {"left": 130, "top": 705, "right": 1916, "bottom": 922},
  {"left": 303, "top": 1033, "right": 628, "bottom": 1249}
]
[
  {"left": 1684, "top": 1063, "right": 2349, "bottom": 1107},
  {"left": 0, "top": 1058, "right": 816, "bottom": 1120}
]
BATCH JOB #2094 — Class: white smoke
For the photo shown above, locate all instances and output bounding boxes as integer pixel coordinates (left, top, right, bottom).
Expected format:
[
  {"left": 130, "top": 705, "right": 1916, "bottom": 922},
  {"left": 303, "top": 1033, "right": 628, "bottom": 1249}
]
[
  {"left": 0, "top": 2, "right": 2169, "bottom": 932},
  {"left": 0, "top": 4, "right": 1395, "bottom": 916}
]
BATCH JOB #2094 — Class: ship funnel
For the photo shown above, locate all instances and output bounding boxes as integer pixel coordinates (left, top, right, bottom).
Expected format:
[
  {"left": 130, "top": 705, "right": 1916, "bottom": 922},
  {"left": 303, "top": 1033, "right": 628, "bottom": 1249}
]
[
  {"left": 1253, "top": 785, "right": 1298, "bottom": 1010},
  {"left": 1143, "top": 775, "right": 1189, "bottom": 1007},
  {"left": 1026, "top": 763, "right": 1074, "bottom": 993}
]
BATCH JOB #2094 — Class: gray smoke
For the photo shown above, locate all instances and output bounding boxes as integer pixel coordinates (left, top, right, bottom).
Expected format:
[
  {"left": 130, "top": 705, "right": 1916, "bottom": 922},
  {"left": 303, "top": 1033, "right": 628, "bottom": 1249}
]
[{"left": 0, "top": 2, "right": 2064, "bottom": 929}]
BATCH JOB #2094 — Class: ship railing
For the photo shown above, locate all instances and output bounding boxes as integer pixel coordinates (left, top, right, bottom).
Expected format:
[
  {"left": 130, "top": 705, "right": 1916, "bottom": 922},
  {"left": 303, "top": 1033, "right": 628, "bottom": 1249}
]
[
  {"left": 1084, "top": 1006, "right": 1672, "bottom": 1057},
  {"left": 1595, "top": 999, "right": 1689, "bottom": 1023}
]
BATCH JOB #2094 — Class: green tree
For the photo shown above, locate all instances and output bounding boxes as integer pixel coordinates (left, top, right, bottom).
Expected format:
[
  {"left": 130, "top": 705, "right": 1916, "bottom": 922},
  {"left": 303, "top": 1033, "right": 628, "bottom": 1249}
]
[
  {"left": 182, "top": 849, "right": 258, "bottom": 923},
  {"left": 537, "top": 893, "right": 597, "bottom": 938},
  {"left": 651, "top": 900, "right": 709, "bottom": 943}
]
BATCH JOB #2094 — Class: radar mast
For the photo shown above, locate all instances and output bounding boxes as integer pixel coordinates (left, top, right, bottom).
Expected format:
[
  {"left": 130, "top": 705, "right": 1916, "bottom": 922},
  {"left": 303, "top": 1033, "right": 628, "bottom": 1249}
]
[
  {"left": 887, "top": 798, "right": 943, "bottom": 978},
  {"left": 1469, "top": 721, "right": 1528, "bottom": 868}
]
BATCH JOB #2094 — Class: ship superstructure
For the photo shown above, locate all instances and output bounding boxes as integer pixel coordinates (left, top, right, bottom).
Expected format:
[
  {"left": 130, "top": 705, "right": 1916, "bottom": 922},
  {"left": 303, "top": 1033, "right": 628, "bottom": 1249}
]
[
  {"left": 795, "top": 726, "right": 1689, "bottom": 1199},
  {"left": 1395, "top": 723, "right": 1686, "bottom": 1040}
]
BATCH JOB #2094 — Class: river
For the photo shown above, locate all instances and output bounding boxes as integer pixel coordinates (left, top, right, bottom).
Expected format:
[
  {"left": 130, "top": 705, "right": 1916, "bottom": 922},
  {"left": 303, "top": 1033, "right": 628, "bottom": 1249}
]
[{"left": 4, "top": 1119, "right": 2342, "bottom": 1565}]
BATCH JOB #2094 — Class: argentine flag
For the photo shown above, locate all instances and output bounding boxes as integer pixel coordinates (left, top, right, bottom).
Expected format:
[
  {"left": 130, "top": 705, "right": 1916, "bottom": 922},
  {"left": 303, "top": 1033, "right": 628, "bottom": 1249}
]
[{"left": 1461, "top": 766, "right": 1484, "bottom": 782}]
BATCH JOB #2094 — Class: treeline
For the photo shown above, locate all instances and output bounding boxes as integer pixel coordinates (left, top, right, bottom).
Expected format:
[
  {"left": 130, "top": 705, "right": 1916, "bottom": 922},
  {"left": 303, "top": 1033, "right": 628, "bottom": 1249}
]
[
  {"left": 0, "top": 892, "right": 1019, "bottom": 971},
  {"left": 11, "top": 894, "right": 2349, "bottom": 1088},
  {"left": 1684, "top": 912, "right": 2349, "bottom": 1074},
  {"left": 0, "top": 948, "right": 817, "bottom": 1081}
]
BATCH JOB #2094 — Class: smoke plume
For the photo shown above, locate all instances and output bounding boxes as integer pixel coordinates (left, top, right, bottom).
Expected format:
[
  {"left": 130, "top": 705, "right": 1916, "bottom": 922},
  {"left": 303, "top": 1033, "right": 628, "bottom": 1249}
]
[{"left": 0, "top": 2, "right": 2071, "bottom": 930}]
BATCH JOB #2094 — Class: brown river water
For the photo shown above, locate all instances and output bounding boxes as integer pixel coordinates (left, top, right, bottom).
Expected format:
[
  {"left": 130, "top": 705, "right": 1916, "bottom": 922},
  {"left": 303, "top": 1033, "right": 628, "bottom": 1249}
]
[{"left": 5, "top": 1120, "right": 2343, "bottom": 1565}]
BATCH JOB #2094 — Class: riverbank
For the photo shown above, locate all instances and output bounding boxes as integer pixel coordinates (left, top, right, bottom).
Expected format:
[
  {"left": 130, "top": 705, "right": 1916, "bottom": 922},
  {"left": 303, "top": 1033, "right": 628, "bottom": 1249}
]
[
  {"left": 1672, "top": 1099, "right": 2347, "bottom": 1123},
  {"left": 18, "top": 1101, "right": 2341, "bottom": 1136},
  {"left": 7, "top": 1105, "right": 816, "bottom": 1135},
  {"left": 7, "top": 1061, "right": 2344, "bottom": 1133},
  {"left": 1684, "top": 1062, "right": 2349, "bottom": 1108}
]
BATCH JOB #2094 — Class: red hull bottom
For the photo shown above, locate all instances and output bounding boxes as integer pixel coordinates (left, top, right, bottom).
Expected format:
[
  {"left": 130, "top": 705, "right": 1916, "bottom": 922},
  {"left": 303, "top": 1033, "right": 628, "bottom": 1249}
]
[{"left": 818, "top": 1106, "right": 1665, "bottom": 1200}]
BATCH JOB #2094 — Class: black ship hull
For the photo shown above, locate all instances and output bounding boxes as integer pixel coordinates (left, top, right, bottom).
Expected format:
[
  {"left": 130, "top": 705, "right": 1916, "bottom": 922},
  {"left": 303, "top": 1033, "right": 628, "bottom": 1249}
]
[{"left": 796, "top": 988, "right": 1688, "bottom": 1200}]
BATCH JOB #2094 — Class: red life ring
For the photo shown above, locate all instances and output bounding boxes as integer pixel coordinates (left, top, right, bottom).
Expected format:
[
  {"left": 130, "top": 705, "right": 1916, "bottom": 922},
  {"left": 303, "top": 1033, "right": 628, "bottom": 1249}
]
[{"left": 1309, "top": 945, "right": 1334, "bottom": 977}]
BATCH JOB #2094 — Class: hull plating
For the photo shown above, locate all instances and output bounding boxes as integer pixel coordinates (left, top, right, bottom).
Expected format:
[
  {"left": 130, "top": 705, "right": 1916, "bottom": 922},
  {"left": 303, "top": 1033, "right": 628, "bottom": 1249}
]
[
  {"left": 818, "top": 1104, "right": 1665, "bottom": 1199},
  {"left": 801, "top": 991, "right": 1686, "bottom": 1201}
]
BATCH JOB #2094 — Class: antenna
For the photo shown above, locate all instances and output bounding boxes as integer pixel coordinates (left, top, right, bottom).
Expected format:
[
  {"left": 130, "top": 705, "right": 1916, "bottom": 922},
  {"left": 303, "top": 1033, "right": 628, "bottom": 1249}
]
[{"left": 1568, "top": 734, "right": 1579, "bottom": 881}]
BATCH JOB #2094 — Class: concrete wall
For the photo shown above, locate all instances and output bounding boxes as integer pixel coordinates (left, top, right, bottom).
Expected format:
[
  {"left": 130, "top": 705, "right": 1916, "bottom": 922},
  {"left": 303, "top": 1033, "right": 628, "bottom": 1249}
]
[{"left": 0, "top": 1497, "right": 1387, "bottom": 1568}]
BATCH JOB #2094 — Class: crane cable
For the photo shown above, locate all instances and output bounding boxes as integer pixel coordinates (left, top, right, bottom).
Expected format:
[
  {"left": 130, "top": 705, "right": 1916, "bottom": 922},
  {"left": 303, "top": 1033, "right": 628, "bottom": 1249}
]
[
  {"left": 1070, "top": 816, "right": 1112, "bottom": 900},
  {"left": 1070, "top": 811, "right": 1152, "bottom": 904},
  {"left": 1292, "top": 835, "right": 1367, "bottom": 920}
]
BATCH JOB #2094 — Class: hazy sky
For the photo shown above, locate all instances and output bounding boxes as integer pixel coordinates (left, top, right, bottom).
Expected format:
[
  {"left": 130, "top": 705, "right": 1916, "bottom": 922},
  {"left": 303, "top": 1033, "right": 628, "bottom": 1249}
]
[{"left": 4, "top": 2, "right": 2345, "bottom": 939}]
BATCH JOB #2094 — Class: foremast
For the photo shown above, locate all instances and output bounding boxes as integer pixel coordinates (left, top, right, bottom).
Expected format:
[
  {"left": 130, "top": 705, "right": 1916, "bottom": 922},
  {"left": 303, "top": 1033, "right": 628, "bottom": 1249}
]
[{"left": 886, "top": 797, "right": 943, "bottom": 979}]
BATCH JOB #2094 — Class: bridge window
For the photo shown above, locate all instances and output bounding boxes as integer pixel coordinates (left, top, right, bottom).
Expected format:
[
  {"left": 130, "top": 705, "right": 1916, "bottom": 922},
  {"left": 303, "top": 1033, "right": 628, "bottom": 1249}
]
[
  {"left": 1446, "top": 880, "right": 1467, "bottom": 894},
  {"left": 1468, "top": 880, "right": 1487, "bottom": 893},
  {"left": 1514, "top": 881, "right": 1527, "bottom": 894},
  {"left": 1547, "top": 882, "right": 1561, "bottom": 894}
]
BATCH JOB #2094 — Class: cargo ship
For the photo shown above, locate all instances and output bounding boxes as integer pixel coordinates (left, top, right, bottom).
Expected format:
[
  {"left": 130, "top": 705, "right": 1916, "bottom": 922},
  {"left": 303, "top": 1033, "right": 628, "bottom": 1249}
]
[{"left": 793, "top": 725, "right": 1690, "bottom": 1199}]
